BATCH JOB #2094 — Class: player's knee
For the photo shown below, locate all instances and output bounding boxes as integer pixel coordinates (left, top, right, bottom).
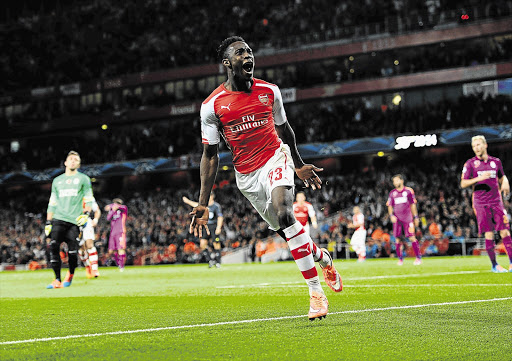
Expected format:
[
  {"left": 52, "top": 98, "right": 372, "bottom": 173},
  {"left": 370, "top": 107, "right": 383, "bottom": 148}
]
[
  {"left": 275, "top": 207, "right": 294, "bottom": 228},
  {"left": 500, "top": 229, "right": 510, "bottom": 238},
  {"left": 49, "top": 241, "right": 61, "bottom": 262}
]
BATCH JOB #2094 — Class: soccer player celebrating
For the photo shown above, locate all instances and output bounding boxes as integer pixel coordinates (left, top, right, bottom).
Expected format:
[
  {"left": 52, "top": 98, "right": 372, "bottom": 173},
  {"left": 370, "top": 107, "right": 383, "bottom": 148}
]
[
  {"left": 461, "top": 135, "right": 511, "bottom": 273},
  {"left": 45, "top": 151, "right": 94, "bottom": 288},
  {"left": 190, "top": 36, "right": 342, "bottom": 321},
  {"left": 105, "top": 198, "right": 128, "bottom": 272},
  {"left": 78, "top": 198, "right": 101, "bottom": 278},
  {"left": 293, "top": 191, "right": 318, "bottom": 236},
  {"left": 183, "top": 193, "right": 224, "bottom": 268},
  {"left": 348, "top": 206, "right": 366, "bottom": 262},
  {"left": 386, "top": 174, "right": 422, "bottom": 266}
]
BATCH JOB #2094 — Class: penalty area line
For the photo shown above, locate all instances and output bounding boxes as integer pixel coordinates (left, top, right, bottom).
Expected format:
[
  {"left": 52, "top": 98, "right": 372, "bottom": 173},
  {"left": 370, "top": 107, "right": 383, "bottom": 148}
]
[{"left": 1, "top": 297, "right": 511, "bottom": 345}]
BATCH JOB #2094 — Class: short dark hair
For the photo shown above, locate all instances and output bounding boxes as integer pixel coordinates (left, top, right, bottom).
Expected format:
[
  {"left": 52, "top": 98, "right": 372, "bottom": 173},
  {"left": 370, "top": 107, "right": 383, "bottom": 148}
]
[
  {"left": 392, "top": 174, "right": 404, "bottom": 181},
  {"left": 217, "top": 36, "right": 245, "bottom": 62}
]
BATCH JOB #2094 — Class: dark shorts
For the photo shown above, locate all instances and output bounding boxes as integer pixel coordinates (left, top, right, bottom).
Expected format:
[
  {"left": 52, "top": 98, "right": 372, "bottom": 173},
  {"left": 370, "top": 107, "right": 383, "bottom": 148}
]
[
  {"left": 474, "top": 203, "right": 509, "bottom": 234},
  {"left": 200, "top": 224, "right": 217, "bottom": 241},
  {"left": 393, "top": 219, "right": 415, "bottom": 239},
  {"left": 50, "top": 220, "right": 80, "bottom": 252},
  {"left": 200, "top": 224, "right": 224, "bottom": 247}
]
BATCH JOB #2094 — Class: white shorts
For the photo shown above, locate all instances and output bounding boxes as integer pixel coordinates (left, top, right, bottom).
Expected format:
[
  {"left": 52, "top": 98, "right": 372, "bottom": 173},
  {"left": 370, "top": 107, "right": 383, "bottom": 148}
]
[
  {"left": 236, "top": 144, "right": 295, "bottom": 231},
  {"left": 350, "top": 229, "right": 367, "bottom": 248},
  {"left": 82, "top": 220, "right": 95, "bottom": 241}
]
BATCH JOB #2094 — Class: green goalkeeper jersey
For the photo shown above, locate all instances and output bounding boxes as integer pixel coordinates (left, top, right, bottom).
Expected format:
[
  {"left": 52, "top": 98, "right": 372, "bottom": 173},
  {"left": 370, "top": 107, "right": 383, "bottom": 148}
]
[{"left": 47, "top": 172, "right": 94, "bottom": 225}]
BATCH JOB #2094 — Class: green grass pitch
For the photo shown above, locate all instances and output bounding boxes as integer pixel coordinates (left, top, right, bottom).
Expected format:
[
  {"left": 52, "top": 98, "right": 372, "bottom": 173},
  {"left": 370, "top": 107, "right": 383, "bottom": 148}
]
[{"left": 1, "top": 256, "right": 511, "bottom": 360}]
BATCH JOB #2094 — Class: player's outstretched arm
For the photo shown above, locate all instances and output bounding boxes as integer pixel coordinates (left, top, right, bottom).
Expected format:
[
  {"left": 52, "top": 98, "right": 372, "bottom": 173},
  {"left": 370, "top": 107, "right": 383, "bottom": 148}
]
[
  {"left": 190, "top": 144, "right": 219, "bottom": 237},
  {"left": 276, "top": 122, "right": 323, "bottom": 190},
  {"left": 182, "top": 196, "right": 199, "bottom": 208}
]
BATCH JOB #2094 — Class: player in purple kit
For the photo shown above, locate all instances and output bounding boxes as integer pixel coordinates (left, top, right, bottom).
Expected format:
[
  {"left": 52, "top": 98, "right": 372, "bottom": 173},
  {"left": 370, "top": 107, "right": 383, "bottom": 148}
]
[
  {"left": 105, "top": 198, "right": 128, "bottom": 271},
  {"left": 461, "top": 135, "right": 511, "bottom": 273},
  {"left": 387, "top": 174, "right": 422, "bottom": 266}
]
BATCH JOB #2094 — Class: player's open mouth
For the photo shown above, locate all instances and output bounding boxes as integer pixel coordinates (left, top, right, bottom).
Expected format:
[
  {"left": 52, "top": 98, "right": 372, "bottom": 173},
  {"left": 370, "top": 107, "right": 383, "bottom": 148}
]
[{"left": 242, "top": 62, "right": 254, "bottom": 74}]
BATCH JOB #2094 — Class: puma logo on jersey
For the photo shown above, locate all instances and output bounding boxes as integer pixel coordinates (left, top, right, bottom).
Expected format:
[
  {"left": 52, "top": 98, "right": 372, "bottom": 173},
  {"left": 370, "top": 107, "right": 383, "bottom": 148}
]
[{"left": 221, "top": 103, "right": 231, "bottom": 111}]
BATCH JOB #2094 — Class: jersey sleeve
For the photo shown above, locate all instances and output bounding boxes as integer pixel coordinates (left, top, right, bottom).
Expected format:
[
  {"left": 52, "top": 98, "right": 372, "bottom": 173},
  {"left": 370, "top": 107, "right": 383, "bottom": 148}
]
[
  {"left": 47, "top": 180, "right": 58, "bottom": 214},
  {"left": 462, "top": 161, "right": 472, "bottom": 180},
  {"left": 386, "top": 192, "right": 393, "bottom": 207},
  {"left": 200, "top": 101, "right": 220, "bottom": 145},
  {"left": 82, "top": 176, "right": 94, "bottom": 207},
  {"left": 272, "top": 86, "right": 287, "bottom": 126},
  {"left": 408, "top": 188, "right": 417, "bottom": 205},
  {"left": 216, "top": 203, "right": 223, "bottom": 218},
  {"left": 306, "top": 203, "right": 316, "bottom": 217}
]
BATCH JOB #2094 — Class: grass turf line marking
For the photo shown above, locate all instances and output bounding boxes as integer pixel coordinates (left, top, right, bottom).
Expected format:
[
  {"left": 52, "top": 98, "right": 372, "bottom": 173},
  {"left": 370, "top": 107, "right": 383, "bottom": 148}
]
[
  {"left": 2, "top": 297, "right": 511, "bottom": 345},
  {"left": 218, "top": 284, "right": 512, "bottom": 289},
  {"left": 216, "top": 270, "right": 488, "bottom": 288}
]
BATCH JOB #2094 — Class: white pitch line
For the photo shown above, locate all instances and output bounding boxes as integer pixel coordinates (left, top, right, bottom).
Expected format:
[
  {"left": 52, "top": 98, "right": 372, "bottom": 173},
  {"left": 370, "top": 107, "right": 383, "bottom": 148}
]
[
  {"left": 216, "top": 270, "right": 489, "bottom": 288},
  {"left": 218, "top": 284, "right": 512, "bottom": 289},
  {"left": 1, "top": 297, "right": 511, "bottom": 346},
  {"left": 348, "top": 270, "right": 485, "bottom": 280}
]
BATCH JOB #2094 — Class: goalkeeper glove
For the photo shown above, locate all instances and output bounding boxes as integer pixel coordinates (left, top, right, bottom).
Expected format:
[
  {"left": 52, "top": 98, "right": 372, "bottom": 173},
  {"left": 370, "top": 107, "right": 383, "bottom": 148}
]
[
  {"left": 76, "top": 212, "right": 90, "bottom": 226},
  {"left": 44, "top": 221, "right": 52, "bottom": 237}
]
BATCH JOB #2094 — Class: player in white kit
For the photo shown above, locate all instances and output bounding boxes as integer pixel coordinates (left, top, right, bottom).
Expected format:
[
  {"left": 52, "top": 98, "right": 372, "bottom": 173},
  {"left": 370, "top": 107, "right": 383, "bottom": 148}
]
[
  {"left": 79, "top": 199, "right": 101, "bottom": 278},
  {"left": 348, "top": 206, "right": 366, "bottom": 262}
]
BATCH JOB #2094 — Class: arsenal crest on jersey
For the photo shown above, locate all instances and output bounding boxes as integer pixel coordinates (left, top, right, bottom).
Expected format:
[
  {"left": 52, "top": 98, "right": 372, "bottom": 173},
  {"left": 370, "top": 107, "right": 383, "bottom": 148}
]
[
  {"left": 258, "top": 93, "right": 270, "bottom": 106},
  {"left": 474, "top": 160, "right": 480, "bottom": 167}
]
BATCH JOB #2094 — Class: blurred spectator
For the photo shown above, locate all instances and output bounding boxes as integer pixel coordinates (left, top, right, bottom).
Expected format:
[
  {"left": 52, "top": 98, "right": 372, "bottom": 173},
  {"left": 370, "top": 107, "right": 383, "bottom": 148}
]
[
  {"left": 2, "top": 93, "right": 511, "bottom": 173},
  {"left": 2, "top": 0, "right": 509, "bottom": 92}
]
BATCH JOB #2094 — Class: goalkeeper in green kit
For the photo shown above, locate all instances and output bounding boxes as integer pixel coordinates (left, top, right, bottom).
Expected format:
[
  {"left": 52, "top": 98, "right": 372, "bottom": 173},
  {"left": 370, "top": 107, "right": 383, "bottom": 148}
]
[{"left": 45, "top": 151, "right": 95, "bottom": 289}]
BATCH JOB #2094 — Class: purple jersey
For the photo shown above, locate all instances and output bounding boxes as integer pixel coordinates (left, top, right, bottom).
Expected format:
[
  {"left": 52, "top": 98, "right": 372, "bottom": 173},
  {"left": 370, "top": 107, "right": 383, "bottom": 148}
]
[
  {"left": 387, "top": 187, "right": 416, "bottom": 222},
  {"left": 462, "top": 156, "right": 505, "bottom": 206},
  {"left": 107, "top": 204, "right": 128, "bottom": 235}
]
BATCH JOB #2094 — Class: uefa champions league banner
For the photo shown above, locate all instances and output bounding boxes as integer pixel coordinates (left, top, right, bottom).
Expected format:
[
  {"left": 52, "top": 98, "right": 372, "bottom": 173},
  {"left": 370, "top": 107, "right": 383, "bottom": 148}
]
[{"left": 1, "top": 125, "right": 511, "bottom": 185}]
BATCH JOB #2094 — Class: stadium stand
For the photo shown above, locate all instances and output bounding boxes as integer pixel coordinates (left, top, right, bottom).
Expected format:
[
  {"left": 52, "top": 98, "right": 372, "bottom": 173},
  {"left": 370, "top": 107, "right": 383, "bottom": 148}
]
[
  {"left": 2, "top": 0, "right": 510, "bottom": 91},
  {"left": 1, "top": 0, "right": 511, "bottom": 268},
  {"left": 2, "top": 146, "right": 511, "bottom": 267},
  {"left": 2, "top": 92, "right": 511, "bottom": 172}
]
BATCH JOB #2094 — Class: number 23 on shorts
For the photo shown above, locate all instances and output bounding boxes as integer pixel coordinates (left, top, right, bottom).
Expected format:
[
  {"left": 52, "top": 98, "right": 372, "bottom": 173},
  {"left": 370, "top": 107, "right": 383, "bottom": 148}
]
[{"left": 268, "top": 167, "right": 283, "bottom": 186}]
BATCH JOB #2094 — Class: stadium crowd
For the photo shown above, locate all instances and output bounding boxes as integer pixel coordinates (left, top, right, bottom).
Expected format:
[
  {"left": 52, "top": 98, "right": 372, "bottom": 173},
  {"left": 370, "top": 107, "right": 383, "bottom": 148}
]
[
  {"left": 2, "top": 149, "right": 511, "bottom": 267},
  {"left": 2, "top": 0, "right": 509, "bottom": 91},
  {"left": 3, "top": 92, "right": 511, "bottom": 173},
  {"left": 1, "top": 0, "right": 511, "bottom": 269},
  {"left": 3, "top": 33, "right": 510, "bottom": 127}
]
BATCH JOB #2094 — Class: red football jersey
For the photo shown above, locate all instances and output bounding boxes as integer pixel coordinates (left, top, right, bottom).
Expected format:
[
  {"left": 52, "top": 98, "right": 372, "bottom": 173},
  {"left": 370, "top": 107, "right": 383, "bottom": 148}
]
[
  {"left": 293, "top": 202, "right": 316, "bottom": 227},
  {"left": 200, "top": 78, "right": 287, "bottom": 174}
]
